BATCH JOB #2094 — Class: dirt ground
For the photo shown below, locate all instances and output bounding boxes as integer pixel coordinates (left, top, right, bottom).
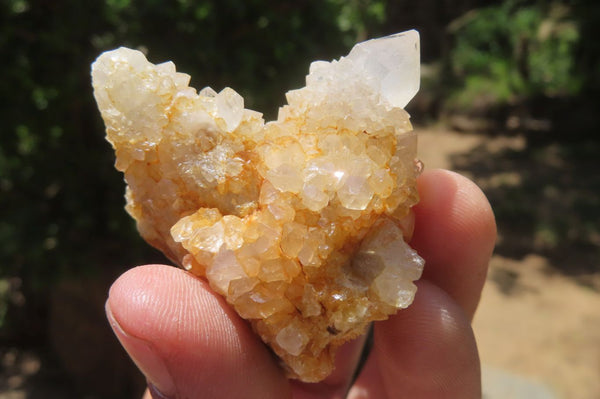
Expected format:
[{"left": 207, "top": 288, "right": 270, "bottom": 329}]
[{"left": 418, "top": 128, "right": 600, "bottom": 399}]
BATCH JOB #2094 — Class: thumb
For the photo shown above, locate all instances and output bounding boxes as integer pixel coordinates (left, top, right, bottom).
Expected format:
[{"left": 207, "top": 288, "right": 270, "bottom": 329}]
[{"left": 105, "top": 264, "right": 290, "bottom": 399}]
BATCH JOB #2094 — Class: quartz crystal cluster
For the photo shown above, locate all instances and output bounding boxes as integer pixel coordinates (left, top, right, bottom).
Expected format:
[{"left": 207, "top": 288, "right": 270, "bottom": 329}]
[{"left": 92, "top": 30, "right": 424, "bottom": 382}]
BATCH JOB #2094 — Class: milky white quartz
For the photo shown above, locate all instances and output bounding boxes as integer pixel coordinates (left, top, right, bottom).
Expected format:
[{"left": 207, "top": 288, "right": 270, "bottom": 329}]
[{"left": 92, "top": 30, "right": 424, "bottom": 382}]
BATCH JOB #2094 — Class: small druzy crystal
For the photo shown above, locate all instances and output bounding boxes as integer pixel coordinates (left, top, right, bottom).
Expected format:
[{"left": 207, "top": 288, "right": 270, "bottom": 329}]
[{"left": 92, "top": 30, "right": 424, "bottom": 382}]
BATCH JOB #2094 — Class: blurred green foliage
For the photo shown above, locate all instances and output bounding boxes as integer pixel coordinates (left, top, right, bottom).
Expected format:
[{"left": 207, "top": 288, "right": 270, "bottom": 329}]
[{"left": 446, "top": 0, "right": 586, "bottom": 109}]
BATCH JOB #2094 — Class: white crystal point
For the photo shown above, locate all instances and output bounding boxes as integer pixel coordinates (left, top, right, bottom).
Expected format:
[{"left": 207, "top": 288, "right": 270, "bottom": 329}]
[
  {"left": 300, "top": 29, "right": 420, "bottom": 111},
  {"left": 347, "top": 30, "right": 420, "bottom": 109},
  {"left": 285, "top": 30, "right": 420, "bottom": 137}
]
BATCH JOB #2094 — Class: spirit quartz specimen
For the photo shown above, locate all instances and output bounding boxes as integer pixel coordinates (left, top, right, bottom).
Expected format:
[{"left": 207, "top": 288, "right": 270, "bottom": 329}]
[{"left": 92, "top": 30, "right": 424, "bottom": 382}]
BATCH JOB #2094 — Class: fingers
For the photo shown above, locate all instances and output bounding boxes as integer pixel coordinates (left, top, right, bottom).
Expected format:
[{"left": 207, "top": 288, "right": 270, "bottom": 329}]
[
  {"left": 348, "top": 281, "right": 481, "bottom": 399},
  {"left": 106, "top": 264, "right": 290, "bottom": 399},
  {"left": 348, "top": 170, "right": 493, "bottom": 398},
  {"left": 411, "top": 169, "right": 496, "bottom": 318}
]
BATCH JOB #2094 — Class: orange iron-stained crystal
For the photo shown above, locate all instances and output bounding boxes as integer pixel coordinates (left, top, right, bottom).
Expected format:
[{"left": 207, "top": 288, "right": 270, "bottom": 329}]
[{"left": 92, "top": 30, "right": 424, "bottom": 382}]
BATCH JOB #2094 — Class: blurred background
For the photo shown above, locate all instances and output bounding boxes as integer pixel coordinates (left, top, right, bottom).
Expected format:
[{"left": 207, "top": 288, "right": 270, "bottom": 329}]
[{"left": 1, "top": 0, "right": 598, "bottom": 398}]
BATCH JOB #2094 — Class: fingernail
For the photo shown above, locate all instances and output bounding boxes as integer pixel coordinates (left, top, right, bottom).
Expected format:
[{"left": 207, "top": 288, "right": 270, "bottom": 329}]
[{"left": 106, "top": 301, "right": 176, "bottom": 397}]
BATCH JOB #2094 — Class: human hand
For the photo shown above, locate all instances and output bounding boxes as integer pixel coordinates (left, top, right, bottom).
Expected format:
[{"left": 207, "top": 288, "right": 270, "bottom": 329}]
[{"left": 105, "top": 169, "right": 496, "bottom": 399}]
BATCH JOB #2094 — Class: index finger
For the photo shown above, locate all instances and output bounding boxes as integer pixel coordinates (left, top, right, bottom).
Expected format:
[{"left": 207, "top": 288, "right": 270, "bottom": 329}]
[{"left": 410, "top": 169, "right": 497, "bottom": 319}]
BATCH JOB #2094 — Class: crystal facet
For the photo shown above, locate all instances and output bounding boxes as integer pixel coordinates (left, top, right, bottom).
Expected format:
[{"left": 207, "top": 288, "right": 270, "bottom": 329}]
[{"left": 92, "top": 30, "right": 424, "bottom": 382}]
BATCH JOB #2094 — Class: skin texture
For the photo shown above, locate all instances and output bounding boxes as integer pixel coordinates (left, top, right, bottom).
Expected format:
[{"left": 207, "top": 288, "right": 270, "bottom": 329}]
[{"left": 106, "top": 169, "right": 497, "bottom": 399}]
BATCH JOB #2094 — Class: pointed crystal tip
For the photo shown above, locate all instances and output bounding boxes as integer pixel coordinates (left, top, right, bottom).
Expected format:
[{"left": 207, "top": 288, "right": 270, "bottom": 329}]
[{"left": 347, "top": 30, "right": 420, "bottom": 108}]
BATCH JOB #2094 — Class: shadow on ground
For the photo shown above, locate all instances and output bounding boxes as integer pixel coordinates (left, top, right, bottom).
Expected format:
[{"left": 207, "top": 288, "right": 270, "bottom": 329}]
[{"left": 449, "top": 129, "right": 600, "bottom": 286}]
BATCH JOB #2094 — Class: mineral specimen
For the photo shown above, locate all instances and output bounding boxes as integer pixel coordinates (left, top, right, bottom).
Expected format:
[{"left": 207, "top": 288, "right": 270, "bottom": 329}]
[{"left": 92, "top": 30, "right": 424, "bottom": 382}]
